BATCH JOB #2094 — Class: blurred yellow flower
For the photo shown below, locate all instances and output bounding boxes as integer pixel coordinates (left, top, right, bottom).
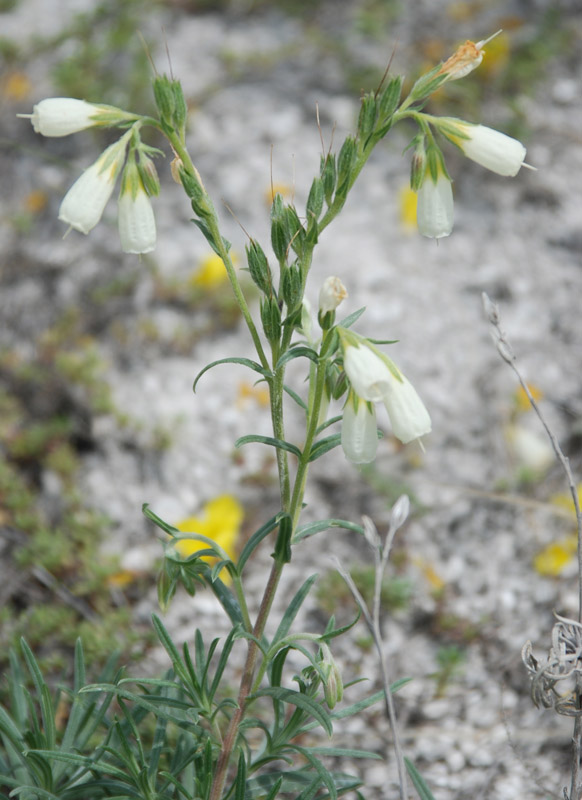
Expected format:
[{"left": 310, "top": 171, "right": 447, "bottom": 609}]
[
  {"left": 174, "top": 494, "right": 244, "bottom": 583},
  {"left": 237, "top": 380, "right": 270, "bottom": 409},
  {"left": 24, "top": 189, "right": 48, "bottom": 214},
  {"left": 2, "top": 71, "right": 32, "bottom": 101},
  {"left": 190, "top": 253, "right": 229, "bottom": 289},
  {"left": 398, "top": 185, "right": 418, "bottom": 231},
  {"left": 533, "top": 536, "right": 577, "bottom": 577},
  {"left": 265, "top": 182, "right": 293, "bottom": 206},
  {"left": 513, "top": 382, "right": 543, "bottom": 414},
  {"left": 551, "top": 485, "right": 582, "bottom": 517}
]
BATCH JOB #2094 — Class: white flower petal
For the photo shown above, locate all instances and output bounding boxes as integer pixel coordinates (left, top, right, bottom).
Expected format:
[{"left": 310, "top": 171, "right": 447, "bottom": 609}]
[
  {"left": 343, "top": 344, "right": 394, "bottom": 402},
  {"left": 118, "top": 186, "right": 156, "bottom": 254},
  {"left": 382, "top": 375, "right": 431, "bottom": 444},
  {"left": 341, "top": 399, "right": 378, "bottom": 464},
  {"left": 454, "top": 122, "right": 526, "bottom": 177},
  {"left": 30, "top": 98, "right": 103, "bottom": 137},
  {"left": 417, "top": 172, "right": 454, "bottom": 239}
]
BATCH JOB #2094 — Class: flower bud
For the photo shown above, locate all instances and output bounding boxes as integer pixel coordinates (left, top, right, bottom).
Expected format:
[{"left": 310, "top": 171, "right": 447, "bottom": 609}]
[
  {"left": 318, "top": 276, "right": 347, "bottom": 316},
  {"left": 246, "top": 239, "right": 272, "bottom": 295},
  {"left": 281, "top": 263, "right": 302, "bottom": 311},
  {"left": 319, "top": 644, "right": 344, "bottom": 709}
]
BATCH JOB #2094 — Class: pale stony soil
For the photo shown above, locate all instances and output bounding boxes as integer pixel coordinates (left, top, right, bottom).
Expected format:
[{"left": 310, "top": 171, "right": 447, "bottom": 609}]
[{"left": 1, "top": 1, "right": 582, "bottom": 798}]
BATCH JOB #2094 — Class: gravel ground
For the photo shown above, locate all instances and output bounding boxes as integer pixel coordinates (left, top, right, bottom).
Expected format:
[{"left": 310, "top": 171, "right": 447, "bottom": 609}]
[{"left": 1, "top": 1, "right": 582, "bottom": 798}]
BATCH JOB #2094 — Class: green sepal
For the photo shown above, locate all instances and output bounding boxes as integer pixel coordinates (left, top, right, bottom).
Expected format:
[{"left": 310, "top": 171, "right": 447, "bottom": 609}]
[
  {"left": 377, "top": 75, "right": 402, "bottom": 122},
  {"left": 286, "top": 205, "right": 305, "bottom": 255},
  {"left": 260, "top": 297, "right": 282, "bottom": 344},
  {"left": 281, "top": 262, "right": 302, "bottom": 310},
  {"left": 408, "top": 65, "right": 448, "bottom": 103},
  {"left": 246, "top": 239, "right": 273, "bottom": 295},
  {"left": 153, "top": 74, "right": 176, "bottom": 124},
  {"left": 321, "top": 154, "right": 336, "bottom": 205},
  {"left": 336, "top": 136, "right": 356, "bottom": 196},
  {"left": 171, "top": 79, "right": 188, "bottom": 137},
  {"left": 306, "top": 176, "right": 324, "bottom": 220},
  {"left": 272, "top": 513, "right": 293, "bottom": 564},
  {"left": 357, "top": 92, "right": 377, "bottom": 141},
  {"left": 270, "top": 193, "right": 289, "bottom": 261}
]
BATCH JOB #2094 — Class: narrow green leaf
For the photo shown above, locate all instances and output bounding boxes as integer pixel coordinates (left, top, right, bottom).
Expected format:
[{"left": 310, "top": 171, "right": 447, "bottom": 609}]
[
  {"left": 337, "top": 306, "right": 365, "bottom": 329},
  {"left": 237, "top": 513, "right": 280, "bottom": 573},
  {"left": 234, "top": 750, "right": 247, "bottom": 800},
  {"left": 293, "top": 519, "right": 364, "bottom": 543},
  {"left": 405, "top": 757, "right": 437, "bottom": 800},
  {"left": 275, "top": 346, "right": 319, "bottom": 370},
  {"left": 304, "top": 746, "right": 381, "bottom": 759},
  {"left": 143, "top": 504, "right": 180, "bottom": 535},
  {"left": 151, "top": 615, "right": 191, "bottom": 686},
  {"left": 283, "top": 384, "right": 308, "bottom": 412},
  {"left": 315, "top": 415, "right": 342, "bottom": 435},
  {"left": 191, "top": 218, "right": 231, "bottom": 257},
  {"left": 307, "top": 433, "right": 342, "bottom": 462},
  {"left": 291, "top": 745, "right": 337, "bottom": 800},
  {"left": 235, "top": 434, "right": 302, "bottom": 459},
  {"left": 272, "top": 574, "right": 318, "bottom": 645},
  {"left": 209, "top": 576, "right": 245, "bottom": 626},
  {"left": 253, "top": 687, "right": 332, "bottom": 737},
  {"left": 193, "top": 357, "right": 271, "bottom": 393}
]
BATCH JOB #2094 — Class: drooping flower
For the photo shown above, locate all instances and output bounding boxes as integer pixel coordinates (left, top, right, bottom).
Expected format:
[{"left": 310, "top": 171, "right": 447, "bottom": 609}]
[
  {"left": 416, "top": 161, "right": 454, "bottom": 239},
  {"left": 439, "top": 118, "right": 527, "bottom": 177},
  {"left": 340, "top": 330, "right": 431, "bottom": 447},
  {"left": 435, "top": 31, "right": 502, "bottom": 82},
  {"left": 20, "top": 97, "right": 131, "bottom": 137},
  {"left": 58, "top": 133, "right": 130, "bottom": 234},
  {"left": 341, "top": 392, "right": 378, "bottom": 464},
  {"left": 118, "top": 157, "right": 157, "bottom": 254}
]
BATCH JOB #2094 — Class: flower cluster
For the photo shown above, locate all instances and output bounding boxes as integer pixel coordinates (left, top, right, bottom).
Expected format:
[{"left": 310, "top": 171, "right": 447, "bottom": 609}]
[
  {"left": 408, "top": 36, "right": 528, "bottom": 239},
  {"left": 21, "top": 97, "right": 159, "bottom": 253},
  {"left": 338, "top": 328, "right": 431, "bottom": 463}
]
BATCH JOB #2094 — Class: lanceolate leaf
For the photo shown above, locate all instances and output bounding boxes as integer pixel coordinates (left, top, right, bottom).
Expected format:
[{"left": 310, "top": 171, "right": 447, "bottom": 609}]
[
  {"left": 235, "top": 435, "right": 302, "bottom": 459},
  {"left": 307, "top": 433, "right": 342, "bottom": 462},
  {"left": 275, "top": 346, "right": 320, "bottom": 370},
  {"left": 405, "top": 757, "right": 437, "bottom": 800},
  {"left": 337, "top": 307, "right": 365, "bottom": 329},
  {"left": 237, "top": 513, "right": 280, "bottom": 573},
  {"left": 272, "top": 574, "right": 318, "bottom": 645},
  {"left": 252, "top": 688, "right": 332, "bottom": 737},
  {"left": 293, "top": 519, "right": 364, "bottom": 543},
  {"left": 193, "top": 357, "right": 271, "bottom": 393}
]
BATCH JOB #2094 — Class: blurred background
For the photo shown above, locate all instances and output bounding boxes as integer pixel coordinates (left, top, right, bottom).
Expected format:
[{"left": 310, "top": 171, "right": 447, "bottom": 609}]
[{"left": 1, "top": 1, "right": 581, "bottom": 797}]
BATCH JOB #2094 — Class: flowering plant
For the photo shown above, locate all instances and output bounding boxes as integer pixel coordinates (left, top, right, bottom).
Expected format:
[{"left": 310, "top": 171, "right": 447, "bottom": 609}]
[{"left": 3, "top": 37, "right": 527, "bottom": 800}]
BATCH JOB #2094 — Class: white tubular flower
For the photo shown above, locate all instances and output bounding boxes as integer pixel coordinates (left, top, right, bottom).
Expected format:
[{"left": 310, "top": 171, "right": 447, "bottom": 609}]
[
  {"left": 319, "top": 276, "right": 348, "bottom": 315},
  {"left": 58, "top": 134, "right": 130, "bottom": 234},
  {"left": 118, "top": 160, "right": 156, "bottom": 254},
  {"left": 340, "top": 331, "right": 431, "bottom": 446},
  {"left": 341, "top": 394, "right": 378, "bottom": 464},
  {"left": 343, "top": 340, "right": 394, "bottom": 402},
  {"left": 381, "top": 369, "right": 432, "bottom": 444},
  {"left": 21, "top": 97, "right": 125, "bottom": 137},
  {"left": 444, "top": 120, "right": 526, "bottom": 177},
  {"left": 417, "top": 164, "right": 454, "bottom": 239}
]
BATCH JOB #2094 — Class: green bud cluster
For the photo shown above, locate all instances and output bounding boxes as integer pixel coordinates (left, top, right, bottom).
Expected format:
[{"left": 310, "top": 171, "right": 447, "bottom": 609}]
[
  {"left": 246, "top": 239, "right": 273, "bottom": 295},
  {"left": 153, "top": 75, "right": 188, "bottom": 140},
  {"left": 260, "top": 296, "right": 282, "bottom": 345}
]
